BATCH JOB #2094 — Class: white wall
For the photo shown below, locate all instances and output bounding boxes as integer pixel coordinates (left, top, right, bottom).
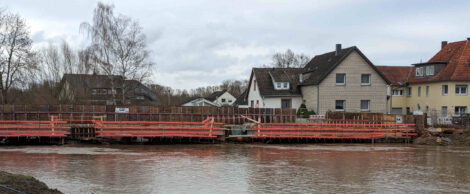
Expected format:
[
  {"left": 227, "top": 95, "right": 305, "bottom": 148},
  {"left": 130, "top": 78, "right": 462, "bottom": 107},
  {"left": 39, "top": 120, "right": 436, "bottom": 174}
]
[
  {"left": 263, "top": 97, "right": 303, "bottom": 110},
  {"left": 247, "top": 73, "right": 264, "bottom": 108},
  {"left": 215, "top": 92, "right": 237, "bottom": 106}
]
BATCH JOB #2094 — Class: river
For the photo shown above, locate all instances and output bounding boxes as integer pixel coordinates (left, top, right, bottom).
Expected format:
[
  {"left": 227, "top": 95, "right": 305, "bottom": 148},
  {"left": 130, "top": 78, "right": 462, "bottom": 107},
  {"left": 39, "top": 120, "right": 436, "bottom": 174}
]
[{"left": 0, "top": 144, "right": 469, "bottom": 193}]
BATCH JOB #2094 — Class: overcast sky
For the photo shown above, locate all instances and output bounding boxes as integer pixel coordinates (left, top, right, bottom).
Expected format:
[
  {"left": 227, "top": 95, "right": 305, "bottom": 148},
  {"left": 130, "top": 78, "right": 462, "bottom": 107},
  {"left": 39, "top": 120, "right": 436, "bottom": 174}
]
[{"left": 2, "top": 0, "right": 470, "bottom": 89}]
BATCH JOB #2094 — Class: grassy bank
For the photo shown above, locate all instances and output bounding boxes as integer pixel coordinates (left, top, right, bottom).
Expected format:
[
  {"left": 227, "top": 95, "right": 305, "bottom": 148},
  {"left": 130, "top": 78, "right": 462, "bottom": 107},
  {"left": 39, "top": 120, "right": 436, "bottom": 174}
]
[{"left": 0, "top": 171, "right": 62, "bottom": 194}]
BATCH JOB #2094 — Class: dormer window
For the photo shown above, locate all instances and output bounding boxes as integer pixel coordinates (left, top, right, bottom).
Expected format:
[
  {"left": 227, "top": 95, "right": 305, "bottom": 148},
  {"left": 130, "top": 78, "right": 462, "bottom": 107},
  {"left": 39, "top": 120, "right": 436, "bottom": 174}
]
[
  {"left": 274, "top": 82, "right": 289, "bottom": 90},
  {"left": 426, "top": 66, "right": 434, "bottom": 76},
  {"left": 416, "top": 67, "right": 424, "bottom": 76}
]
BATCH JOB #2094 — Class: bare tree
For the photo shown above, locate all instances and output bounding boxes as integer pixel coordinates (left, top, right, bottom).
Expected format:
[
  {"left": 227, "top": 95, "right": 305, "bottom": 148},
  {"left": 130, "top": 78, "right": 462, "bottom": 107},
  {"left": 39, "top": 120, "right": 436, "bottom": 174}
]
[
  {"left": 80, "top": 2, "right": 155, "bottom": 105},
  {"left": 0, "top": 12, "right": 36, "bottom": 104},
  {"left": 272, "top": 49, "right": 310, "bottom": 68}
]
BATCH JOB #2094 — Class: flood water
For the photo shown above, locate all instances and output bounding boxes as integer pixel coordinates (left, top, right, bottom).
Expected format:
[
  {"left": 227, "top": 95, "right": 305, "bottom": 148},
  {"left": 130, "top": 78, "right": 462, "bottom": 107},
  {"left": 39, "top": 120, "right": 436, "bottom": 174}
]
[{"left": 0, "top": 144, "right": 469, "bottom": 194}]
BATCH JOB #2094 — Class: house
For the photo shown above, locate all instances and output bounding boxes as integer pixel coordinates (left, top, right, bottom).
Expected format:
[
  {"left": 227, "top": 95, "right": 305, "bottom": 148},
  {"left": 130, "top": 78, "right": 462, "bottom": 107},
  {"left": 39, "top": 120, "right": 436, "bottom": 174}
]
[
  {"left": 376, "top": 66, "right": 412, "bottom": 114},
  {"left": 58, "top": 74, "right": 157, "bottom": 105},
  {"left": 246, "top": 68, "right": 304, "bottom": 109},
  {"left": 233, "top": 90, "right": 249, "bottom": 108},
  {"left": 299, "top": 44, "right": 390, "bottom": 114},
  {"left": 182, "top": 90, "right": 236, "bottom": 107},
  {"left": 378, "top": 38, "right": 470, "bottom": 117}
]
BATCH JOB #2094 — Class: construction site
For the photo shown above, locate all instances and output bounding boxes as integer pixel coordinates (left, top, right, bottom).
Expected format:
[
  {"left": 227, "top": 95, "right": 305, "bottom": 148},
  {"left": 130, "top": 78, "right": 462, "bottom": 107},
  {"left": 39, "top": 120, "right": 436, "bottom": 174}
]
[{"left": 0, "top": 104, "right": 422, "bottom": 145}]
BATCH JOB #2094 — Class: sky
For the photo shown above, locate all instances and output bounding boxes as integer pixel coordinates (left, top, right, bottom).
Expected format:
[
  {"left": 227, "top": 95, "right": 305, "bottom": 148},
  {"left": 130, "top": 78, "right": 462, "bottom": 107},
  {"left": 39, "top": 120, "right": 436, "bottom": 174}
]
[{"left": 1, "top": 0, "right": 470, "bottom": 89}]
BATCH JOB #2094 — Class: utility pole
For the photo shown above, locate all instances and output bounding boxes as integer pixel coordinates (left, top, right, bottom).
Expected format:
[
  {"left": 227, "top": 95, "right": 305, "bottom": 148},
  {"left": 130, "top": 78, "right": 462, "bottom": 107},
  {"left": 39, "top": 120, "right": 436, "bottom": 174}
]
[{"left": 167, "top": 89, "right": 171, "bottom": 106}]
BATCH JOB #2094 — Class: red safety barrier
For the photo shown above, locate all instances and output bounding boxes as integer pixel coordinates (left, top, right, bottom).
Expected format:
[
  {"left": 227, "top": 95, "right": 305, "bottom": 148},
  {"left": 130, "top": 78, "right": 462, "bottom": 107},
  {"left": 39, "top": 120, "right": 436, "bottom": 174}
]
[
  {"left": 253, "top": 121, "right": 417, "bottom": 140},
  {"left": 0, "top": 119, "right": 68, "bottom": 138},
  {"left": 93, "top": 117, "right": 224, "bottom": 138}
]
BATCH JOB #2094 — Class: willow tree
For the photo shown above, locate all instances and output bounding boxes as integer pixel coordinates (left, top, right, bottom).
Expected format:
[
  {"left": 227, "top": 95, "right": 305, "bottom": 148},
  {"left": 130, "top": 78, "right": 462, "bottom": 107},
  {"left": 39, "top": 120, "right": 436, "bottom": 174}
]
[
  {"left": 80, "top": 2, "right": 155, "bottom": 105},
  {"left": 0, "top": 12, "right": 36, "bottom": 104}
]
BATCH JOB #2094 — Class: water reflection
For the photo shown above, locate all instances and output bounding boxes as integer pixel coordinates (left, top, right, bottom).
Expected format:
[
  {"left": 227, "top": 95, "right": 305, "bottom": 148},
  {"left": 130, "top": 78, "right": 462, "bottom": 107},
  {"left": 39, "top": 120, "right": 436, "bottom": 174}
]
[{"left": 0, "top": 144, "right": 469, "bottom": 193}]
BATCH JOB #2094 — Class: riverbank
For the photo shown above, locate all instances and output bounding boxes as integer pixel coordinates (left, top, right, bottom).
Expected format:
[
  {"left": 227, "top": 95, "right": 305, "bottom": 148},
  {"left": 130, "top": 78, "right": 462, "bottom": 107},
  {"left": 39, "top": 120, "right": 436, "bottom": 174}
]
[
  {"left": 0, "top": 171, "right": 62, "bottom": 194},
  {"left": 414, "top": 128, "right": 470, "bottom": 146}
]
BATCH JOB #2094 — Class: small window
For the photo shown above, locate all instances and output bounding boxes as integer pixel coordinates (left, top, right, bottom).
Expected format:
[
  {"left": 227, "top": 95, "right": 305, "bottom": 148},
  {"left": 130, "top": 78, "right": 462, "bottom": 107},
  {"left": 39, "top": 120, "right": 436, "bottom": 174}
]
[
  {"left": 442, "top": 85, "right": 448, "bottom": 95},
  {"left": 283, "top": 82, "right": 288, "bottom": 89},
  {"left": 335, "top": 100, "right": 345, "bottom": 111},
  {"left": 417, "top": 103, "right": 421, "bottom": 110},
  {"left": 254, "top": 80, "right": 257, "bottom": 91},
  {"left": 91, "top": 89, "right": 97, "bottom": 95},
  {"left": 455, "top": 106, "right": 467, "bottom": 116},
  {"left": 407, "top": 87, "right": 412, "bottom": 96},
  {"left": 426, "top": 66, "right": 434, "bottom": 76},
  {"left": 456, "top": 85, "right": 468, "bottom": 95},
  {"left": 392, "top": 89, "right": 404, "bottom": 96},
  {"left": 426, "top": 86, "right": 429, "bottom": 96},
  {"left": 276, "top": 82, "right": 282, "bottom": 89},
  {"left": 221, "top": 98, "right": 226, "bottom": 103},
  {"left": 360, "top": 100, "right": 370, "bottom": 111},
  {"left": 336, "top": 74, "right": 345, "bottom": 85},
  {"left": 425, "top": 105, "right": 429, "bottom": 113},
  {"left": 416, "top": 67, "right": 424, "bottom": 76},
  {"left": 228, "top": 100, "right": 232, "bottom": 103},
  {"left": 250, "top": 100, "right": 254, "bottom": 108},
  {"left": 136, "top": 96, "right": 144, "bottom": 100},
  {"left": 361, "top": 74, "right": 371, "bottom": 85},
  {"left": 418, "top": 86, "right": 421, "bottom": 97},
  {"left": 441, "top": 106, "right": 448, "bottom": 117}
]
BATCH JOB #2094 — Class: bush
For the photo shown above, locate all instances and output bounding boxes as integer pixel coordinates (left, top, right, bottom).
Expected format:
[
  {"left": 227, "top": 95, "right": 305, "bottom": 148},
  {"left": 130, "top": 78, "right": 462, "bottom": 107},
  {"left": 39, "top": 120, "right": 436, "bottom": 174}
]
[{"left": 297, "top": 104, "right": 316, "bottom": 118}]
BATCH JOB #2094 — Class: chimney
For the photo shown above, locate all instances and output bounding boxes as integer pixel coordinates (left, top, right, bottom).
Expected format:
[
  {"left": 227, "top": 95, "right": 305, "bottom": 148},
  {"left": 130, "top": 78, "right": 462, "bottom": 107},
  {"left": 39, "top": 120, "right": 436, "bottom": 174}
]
[
  {"left": 441, "top": 41, "right": 448, "bottom": 49},
  {"left": 467, "top": 37, "right": 470, "bottom": 41},
  {"left": 335, "top": 44, "right": 342, "bottom": 56}
]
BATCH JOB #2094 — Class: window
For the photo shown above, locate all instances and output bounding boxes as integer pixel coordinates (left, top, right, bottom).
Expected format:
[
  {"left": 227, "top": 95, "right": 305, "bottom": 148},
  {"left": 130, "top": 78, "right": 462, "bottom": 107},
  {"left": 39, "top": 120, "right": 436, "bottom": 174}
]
[
  {"left": 360, "top": 100, "right": 370, "bottom": 111},
  {"left": 425, "top": 105, "right": 429, "bottom": 113},
  {"left": 406, "top": 107, "right": 411, "bottom": 114},
  {"left": 455, "top": 106, "right": 467, "bottom": 116},
  {"left": 221, "top": 98, "right": 226, "bottom": 103},
  {"left": 256, "top": 100, "right": 259, "bottom": 108},
  {"left": 407, "top": 87, "right": 412, "bottom": 96},
  {"left": 254, "top": 80, "right": 257, "bottom": 91},
  {"left": 417, "top": 103, "right": 421, "bottom": 110},
  {"left": 418, "top": 86, "right": 421, "bottom": 97},
  {"left": 283, "top": 82, "right": 288, "bottom": 89},
  {"left": 91, "top": 89, "right": 97, "bottom": 95},
  {"left": 361, "top": 74, "right": 371, "bottom": 85},
  {"left": 426, "top": 86, "right": 429, "bottom": 96},
  {"left": 281, "top": 99, "right": 292, "bottom": 109},
  {"left": 456, "top": 85, "right": 468, "bottom": 95},
  {"left": 136, "top": 96, "right": 144, "bottom": 100},
  {"left": 416, "top": 67, "right": 424, "bottom": 76},
  {"left": 441, "top": 106, "right": 448, "bottom": 117},
  {"left": 228, "top": 100, "right": 232, "bottom": 103},
  {"left": 335, "top": 100, "right": 345, "bottom": 111},
  {"left": 276, "top": 82, "right": 282, "bottom": 89},
  {"left": 426, "top": 66, "right": 435, "bottom": 76},
  {"left": 336, "top": 74, "right": 345, "bottom": 85},
  {"left": 392, "top": 89, "right": 404, "bottom": 96},
  {"left": 250, "top": 100, "right": 254, "bottom": 108},
  {"left": 442, "top": 85, "right": 448, "bottom": 95}
]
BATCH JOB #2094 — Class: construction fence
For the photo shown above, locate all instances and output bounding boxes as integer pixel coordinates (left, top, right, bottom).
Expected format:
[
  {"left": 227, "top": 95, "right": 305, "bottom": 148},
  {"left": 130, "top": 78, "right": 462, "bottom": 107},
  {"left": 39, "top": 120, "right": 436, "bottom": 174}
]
[{"left": 0, "top": 105, "right": 297, "bottom": 124}]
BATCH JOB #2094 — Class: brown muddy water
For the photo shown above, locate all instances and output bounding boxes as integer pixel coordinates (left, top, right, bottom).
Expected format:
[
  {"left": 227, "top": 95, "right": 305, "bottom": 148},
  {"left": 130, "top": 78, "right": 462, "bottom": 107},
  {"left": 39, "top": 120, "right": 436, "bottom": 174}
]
[{"left": 0, "top": 144, "right": 469, "bottom": 194}]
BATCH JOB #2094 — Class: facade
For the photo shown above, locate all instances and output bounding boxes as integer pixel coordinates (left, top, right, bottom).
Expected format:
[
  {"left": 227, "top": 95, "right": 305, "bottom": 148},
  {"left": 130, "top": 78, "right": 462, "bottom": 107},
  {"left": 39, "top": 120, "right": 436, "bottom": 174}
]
[
  {"left": 379, "top": 39, "right": 470, "bottom": 117},
  {"left": 58, "top": 74, "right": 157, "bottom": 105},
  {"left": 299, "top": 45, "right": 390, "bottom": 115},
  {"left": 245, "top": 68, "right": 304, "bottom": 110},
  {"left": 182, "top": 90, "right": 236, "bottom": 107}
]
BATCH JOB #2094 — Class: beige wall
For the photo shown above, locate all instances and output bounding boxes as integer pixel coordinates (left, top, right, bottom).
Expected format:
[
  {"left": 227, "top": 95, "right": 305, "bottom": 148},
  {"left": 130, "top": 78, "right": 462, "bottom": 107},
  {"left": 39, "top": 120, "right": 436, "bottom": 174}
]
[
  {"left": 300, "top": 85, "right": 318, "bottom": 111},
  {"left": 313, "top": 50, "right": 388, "bottom": 114},
  {"left": 391, "top": 81, "right": 470, "bottom": 116}
]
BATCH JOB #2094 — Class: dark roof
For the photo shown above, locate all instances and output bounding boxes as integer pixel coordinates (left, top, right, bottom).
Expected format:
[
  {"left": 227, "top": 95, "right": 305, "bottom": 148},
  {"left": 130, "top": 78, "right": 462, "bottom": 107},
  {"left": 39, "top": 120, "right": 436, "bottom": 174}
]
[
  {"left": 233, "top": 90, "right": 248, "bottom": 106},
  {"left": 124, "top": 80, "right": 158, "bottom": 101},
  {"left": 206, "top": 90, "right": 227, "bottom": 101},
  {"left": 249, "top": 68, "right": 304, "bottom": 97},
  {"left": 300, "top": 46, "right": 389, "bottom": 85},
  {"left": 62, "top": 74, "right": 124, "bottom": 89},
  {"left": 376, "top": 66, "right": 412, "bottom": 85},
  {"left": 407, "top": 40, "right": 470, "bottom": 83}
]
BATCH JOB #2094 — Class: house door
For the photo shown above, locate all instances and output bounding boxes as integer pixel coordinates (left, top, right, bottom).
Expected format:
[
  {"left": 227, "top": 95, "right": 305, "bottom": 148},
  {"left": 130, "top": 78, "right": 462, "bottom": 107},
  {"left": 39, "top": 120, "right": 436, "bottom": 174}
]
[{"left": 281, "top": 99, "right": 292, "bottom": 109}]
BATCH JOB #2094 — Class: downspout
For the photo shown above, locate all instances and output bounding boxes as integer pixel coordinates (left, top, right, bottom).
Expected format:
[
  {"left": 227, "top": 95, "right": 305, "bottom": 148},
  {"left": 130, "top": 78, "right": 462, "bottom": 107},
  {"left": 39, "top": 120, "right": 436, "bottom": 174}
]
[{"left": 317, "top": 86, "right": 320, "bottom": 114}]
